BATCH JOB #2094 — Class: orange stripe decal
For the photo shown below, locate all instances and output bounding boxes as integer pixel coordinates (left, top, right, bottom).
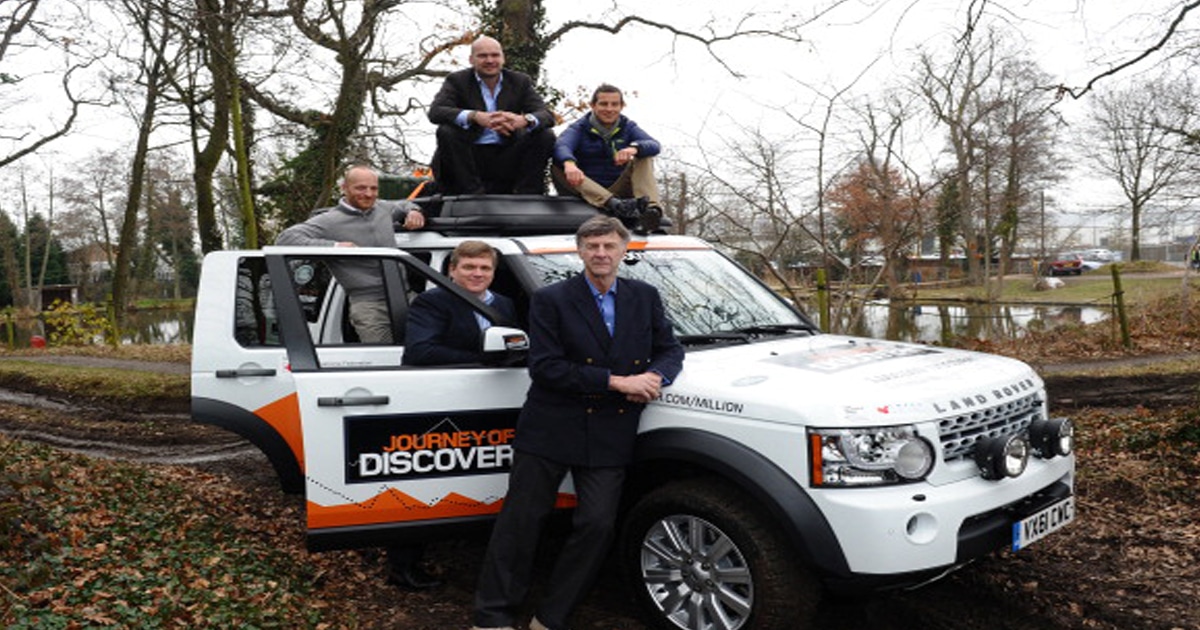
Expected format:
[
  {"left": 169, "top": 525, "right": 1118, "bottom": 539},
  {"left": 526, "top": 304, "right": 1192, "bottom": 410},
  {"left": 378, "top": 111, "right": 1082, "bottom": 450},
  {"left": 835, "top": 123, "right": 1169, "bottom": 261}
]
[
  {"left": 255, "top": 393, "right": 306, "bottom": 472},
  {"left": 308, "top": 491, "right": 579, "bottom": 529},
  {"left": 528, "top": 241, "right": 710, "bottom": 254}
]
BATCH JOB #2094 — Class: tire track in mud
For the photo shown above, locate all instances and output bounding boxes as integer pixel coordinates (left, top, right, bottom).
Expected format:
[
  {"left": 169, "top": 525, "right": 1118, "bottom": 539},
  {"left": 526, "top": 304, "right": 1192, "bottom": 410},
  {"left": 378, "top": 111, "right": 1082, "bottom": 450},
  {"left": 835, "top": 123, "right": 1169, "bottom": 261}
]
[{"left": 0, "top": 386, "right": 257, "bottom": 467}]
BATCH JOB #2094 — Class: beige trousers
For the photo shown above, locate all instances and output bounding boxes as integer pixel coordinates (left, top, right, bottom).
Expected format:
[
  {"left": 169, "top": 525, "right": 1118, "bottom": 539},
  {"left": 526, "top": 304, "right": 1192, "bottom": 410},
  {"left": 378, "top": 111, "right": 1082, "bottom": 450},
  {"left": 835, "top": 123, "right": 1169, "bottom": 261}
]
[{"left": 552, "top": 157, "right": 660, "bottom": 208}]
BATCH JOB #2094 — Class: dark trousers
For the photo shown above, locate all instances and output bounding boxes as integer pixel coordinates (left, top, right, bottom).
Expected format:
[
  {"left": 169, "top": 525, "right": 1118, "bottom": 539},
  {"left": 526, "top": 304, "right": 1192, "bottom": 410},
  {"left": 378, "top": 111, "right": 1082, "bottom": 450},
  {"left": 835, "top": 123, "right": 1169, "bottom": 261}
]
[
  {"left": 473, "top": 451, "right": 625, "bottom": 629},
  {"left": 433, "top": 125, "right": 554, "bottom": 195}
]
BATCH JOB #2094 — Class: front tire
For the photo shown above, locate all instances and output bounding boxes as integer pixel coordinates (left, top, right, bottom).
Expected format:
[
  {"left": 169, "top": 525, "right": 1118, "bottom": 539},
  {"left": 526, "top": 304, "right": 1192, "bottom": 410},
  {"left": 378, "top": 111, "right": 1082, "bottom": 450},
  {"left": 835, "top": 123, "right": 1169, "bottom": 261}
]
[{"left": 620, "top": 478, "right": 820, "bottom": 630}]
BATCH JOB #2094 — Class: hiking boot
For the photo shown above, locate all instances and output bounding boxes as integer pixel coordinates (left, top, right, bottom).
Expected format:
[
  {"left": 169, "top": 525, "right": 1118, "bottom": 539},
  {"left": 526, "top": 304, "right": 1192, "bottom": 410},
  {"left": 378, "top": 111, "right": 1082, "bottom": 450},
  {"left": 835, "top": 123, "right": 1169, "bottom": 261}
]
[
  {"left": 603, "top": 196, "right": 641, "bottom": 218},
  {"left": 638, "top": 203, "right": 663, "bottom": 234}
]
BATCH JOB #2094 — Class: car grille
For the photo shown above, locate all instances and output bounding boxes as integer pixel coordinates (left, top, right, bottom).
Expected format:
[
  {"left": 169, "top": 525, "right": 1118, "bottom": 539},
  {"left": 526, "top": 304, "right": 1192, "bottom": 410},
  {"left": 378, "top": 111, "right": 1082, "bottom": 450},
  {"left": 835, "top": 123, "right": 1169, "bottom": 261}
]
[{"left": 938, "top": 393, "right": 1043, "bottom": 462}]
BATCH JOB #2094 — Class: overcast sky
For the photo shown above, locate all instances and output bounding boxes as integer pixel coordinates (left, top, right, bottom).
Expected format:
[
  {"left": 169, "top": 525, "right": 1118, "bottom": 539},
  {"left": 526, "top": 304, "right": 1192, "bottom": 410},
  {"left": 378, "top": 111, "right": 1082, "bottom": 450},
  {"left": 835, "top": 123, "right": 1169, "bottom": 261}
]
[
  {"left": 7, "top": 0, "right": 1194, "bottom": 245},
  {"left": 536, "top": 0, "right": 1193, "bottom": 243}
]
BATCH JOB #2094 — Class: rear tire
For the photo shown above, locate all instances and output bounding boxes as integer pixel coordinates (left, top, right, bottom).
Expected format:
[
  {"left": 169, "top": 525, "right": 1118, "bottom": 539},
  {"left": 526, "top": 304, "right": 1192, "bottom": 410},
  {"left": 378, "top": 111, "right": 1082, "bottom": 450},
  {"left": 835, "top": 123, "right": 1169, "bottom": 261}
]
[{"left": 620, "top": 478, "right": 821, "bottom": 630}]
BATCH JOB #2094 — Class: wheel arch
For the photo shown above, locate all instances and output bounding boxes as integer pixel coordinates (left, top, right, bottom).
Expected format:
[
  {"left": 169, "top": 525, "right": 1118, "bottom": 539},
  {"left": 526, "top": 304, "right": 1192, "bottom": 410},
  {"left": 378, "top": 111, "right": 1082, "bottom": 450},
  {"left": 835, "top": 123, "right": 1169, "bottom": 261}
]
[
  {"left": 629, "top": 428, "right": 851, "bottom": 579},
  {"left": 192, "top": 397, "right": 305, "bottom": 494}
]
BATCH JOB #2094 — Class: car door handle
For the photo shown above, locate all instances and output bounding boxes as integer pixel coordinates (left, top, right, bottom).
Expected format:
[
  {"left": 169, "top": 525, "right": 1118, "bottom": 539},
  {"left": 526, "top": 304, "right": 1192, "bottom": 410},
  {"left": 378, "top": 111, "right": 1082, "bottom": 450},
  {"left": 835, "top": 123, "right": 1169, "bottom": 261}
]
[
  {"left": 215, "top": 368, "right": 278, "bottom": 378},
  {"left": 318, "top": 395, "right": 390, "bottom": 407}
]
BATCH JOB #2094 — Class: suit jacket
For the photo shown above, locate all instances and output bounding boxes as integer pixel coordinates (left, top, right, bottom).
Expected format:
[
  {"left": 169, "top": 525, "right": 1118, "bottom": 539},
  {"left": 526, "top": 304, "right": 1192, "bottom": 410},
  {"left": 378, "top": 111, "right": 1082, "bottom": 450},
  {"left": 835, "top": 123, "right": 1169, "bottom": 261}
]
[
  {"left": 403, "top": 287, "right": 517, "bottom": 366},
  {"left": 428, "top": 68, "right": 555, "bottom": 144},
  {"left": 514, "top": 274, "right": 684, "bottom": 467}
]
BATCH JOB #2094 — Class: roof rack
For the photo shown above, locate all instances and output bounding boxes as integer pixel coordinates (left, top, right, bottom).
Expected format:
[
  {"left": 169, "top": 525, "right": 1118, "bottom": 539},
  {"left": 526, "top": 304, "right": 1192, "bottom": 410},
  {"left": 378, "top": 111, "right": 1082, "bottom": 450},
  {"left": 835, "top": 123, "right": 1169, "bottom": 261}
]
[{"left": 405, "top": 194, "right": 670, "bottom": 236}]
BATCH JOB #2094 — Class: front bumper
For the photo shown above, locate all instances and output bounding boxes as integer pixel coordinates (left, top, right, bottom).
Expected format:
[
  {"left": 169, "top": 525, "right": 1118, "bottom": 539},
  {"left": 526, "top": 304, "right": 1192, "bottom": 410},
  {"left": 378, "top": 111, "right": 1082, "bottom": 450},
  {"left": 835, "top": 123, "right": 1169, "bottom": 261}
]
[{"left": 812, "top": 455, "right": 1074, "bottom": 581}]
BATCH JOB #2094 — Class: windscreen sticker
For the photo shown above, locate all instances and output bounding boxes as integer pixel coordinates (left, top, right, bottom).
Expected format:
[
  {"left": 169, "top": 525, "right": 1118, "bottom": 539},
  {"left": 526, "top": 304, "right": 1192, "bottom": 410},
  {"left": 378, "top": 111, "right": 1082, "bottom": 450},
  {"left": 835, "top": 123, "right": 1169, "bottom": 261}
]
[
  {"left": 765, "top": 342, "right": 938, "bottom": 373},
  {"left": 344, "top": 410, "right": 518, "bottom": 484},
  {"left": 864, "top": 355, "right": 979, "bottom": 383}
]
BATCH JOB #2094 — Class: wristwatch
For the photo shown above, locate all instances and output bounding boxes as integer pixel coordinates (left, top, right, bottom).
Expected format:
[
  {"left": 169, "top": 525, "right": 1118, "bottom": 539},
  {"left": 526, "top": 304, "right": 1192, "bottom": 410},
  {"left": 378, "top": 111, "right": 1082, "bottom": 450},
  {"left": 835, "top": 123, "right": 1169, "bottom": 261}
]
[{"left": 524, "top": 113, "right": 538, "bottom": 128}]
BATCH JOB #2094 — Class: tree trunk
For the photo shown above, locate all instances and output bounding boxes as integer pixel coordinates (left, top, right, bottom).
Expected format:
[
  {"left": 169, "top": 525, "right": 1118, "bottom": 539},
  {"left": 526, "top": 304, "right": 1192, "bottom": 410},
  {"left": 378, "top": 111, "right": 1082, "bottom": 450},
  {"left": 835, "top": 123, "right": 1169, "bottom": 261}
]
[
  {"left": 112, "top": 31, "right": 166, "bottom": 321},
  {"left": 191, "top": 0, "right": 234, "bottom": 254}
]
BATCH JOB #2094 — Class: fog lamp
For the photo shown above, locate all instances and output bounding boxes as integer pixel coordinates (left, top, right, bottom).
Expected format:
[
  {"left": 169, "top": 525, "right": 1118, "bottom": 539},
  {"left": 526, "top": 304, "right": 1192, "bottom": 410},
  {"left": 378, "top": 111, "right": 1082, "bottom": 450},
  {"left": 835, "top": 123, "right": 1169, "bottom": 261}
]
[
  {"left": 1029, "top": 416, "right": 1074, "bottom": 458},
  {"left": 974, "top": 433, "right": 1029, "bottom": 480},
  {"left": 894, "top": 438, "right": 935, "bottom": 480}
]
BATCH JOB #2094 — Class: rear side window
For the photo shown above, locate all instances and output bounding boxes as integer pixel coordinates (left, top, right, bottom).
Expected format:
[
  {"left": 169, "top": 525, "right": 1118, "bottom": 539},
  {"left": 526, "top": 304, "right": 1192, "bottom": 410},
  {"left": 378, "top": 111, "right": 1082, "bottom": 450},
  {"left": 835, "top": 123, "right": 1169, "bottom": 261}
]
[{"left": 235, "top": 257, "right": 280, "bottom": 346}]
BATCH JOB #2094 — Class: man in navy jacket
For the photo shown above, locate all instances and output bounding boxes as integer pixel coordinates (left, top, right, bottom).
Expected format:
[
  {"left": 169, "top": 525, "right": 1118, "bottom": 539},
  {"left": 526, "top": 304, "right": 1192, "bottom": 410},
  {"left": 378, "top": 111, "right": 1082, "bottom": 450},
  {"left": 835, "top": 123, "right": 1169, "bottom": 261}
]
[
  {"left": 403, "top": 240, "right": 517, "bottom": 366},
  {"left": 428, "top": 36, "right": 555, "bottom": 195},
  {"left": 553, "top": 84, "right": 663, "bottom": 231},
  {"left": 472, "top": 216, "right": 684, "bottom": 630}
]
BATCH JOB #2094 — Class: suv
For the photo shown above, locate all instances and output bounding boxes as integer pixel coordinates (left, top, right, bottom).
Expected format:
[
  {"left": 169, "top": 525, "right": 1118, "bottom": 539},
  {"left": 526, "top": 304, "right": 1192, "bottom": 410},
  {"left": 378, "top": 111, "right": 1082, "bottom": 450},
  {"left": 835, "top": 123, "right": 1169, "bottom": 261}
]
[{"left": 192, "top": 196, "right": 1075, "bottom": 629}]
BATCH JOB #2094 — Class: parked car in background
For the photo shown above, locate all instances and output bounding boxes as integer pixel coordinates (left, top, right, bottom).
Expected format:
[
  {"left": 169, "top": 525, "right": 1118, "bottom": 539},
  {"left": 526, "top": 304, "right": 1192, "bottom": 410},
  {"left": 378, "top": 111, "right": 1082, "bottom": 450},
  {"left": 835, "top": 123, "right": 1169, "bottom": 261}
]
[
  {"left": 1081, "top": 248, "right": 1120, "bottom": 262},
  {"left": 1042, "top": 252, "right": 1084, "bottom": 276}
]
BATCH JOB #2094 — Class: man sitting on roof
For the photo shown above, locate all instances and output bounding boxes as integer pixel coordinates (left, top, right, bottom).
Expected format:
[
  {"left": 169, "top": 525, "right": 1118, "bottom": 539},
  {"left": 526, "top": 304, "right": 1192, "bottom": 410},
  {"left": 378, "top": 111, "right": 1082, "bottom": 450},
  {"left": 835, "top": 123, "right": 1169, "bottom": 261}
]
[
  {"left": 428, "top": 36, "right": 555, "bottom": 195},
  {"left": 552, "top": 83, "right": 662, "bottom": 233}
]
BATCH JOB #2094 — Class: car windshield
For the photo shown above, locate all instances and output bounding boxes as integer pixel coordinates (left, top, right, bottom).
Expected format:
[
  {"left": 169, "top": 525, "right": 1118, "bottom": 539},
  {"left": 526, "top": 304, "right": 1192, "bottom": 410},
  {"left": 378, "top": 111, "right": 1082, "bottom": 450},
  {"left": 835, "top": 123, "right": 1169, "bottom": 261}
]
[{"left": 524, "top": 248, "right": 815, "bottom": 338}]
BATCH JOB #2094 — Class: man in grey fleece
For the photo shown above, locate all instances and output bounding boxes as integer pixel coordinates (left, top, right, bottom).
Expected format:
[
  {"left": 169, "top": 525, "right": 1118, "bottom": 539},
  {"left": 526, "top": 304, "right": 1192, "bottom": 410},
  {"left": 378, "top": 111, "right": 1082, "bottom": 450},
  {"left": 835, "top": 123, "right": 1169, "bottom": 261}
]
[{"left": 275, "top": 165, "right": 425, "bottom": 343}]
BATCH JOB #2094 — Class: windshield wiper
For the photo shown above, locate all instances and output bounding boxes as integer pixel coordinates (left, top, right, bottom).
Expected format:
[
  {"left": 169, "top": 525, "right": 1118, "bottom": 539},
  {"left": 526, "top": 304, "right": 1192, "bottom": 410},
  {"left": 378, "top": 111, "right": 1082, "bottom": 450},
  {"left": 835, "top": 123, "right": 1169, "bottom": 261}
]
[
  {"left": 677, "top": 332, "right": 753, "bottom": 345},
  {"left": 730, "top": 323, "right": 818, "bottom": 336},
  {"left": 677, "top": 323, "right": 817, "bottom": 346}
]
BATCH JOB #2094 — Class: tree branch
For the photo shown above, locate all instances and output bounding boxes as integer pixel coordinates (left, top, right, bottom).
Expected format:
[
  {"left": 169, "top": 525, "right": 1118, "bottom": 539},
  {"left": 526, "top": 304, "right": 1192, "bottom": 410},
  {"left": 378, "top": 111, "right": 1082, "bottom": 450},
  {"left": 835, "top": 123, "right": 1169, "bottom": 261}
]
[
  {"left": 1058, "top": 1, "right": 1200, "bottom": 99},
  {"left": 542, "top": 15, "right": 805, "bottom": 78},
  {"left": 0, "top": 64, "right": 87, "bottom": 169},
  {"left": 0, "top": 0, "right": 38, "bottom": 63}
]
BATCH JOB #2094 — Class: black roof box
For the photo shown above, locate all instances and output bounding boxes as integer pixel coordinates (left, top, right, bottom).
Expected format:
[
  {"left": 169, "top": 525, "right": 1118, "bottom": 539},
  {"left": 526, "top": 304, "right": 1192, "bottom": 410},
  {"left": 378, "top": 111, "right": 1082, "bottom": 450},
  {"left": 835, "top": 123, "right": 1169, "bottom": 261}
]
[{"left": 411, "top": 194, "right": 601, "bottom": 236}]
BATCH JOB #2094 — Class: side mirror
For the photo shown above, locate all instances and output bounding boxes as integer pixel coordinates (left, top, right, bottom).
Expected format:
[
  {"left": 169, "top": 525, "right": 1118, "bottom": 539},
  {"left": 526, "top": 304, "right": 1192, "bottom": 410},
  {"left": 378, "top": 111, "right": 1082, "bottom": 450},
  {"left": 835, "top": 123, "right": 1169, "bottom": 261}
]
[{"left": 481, "top": 326, "right": 529, "bottom": 366}]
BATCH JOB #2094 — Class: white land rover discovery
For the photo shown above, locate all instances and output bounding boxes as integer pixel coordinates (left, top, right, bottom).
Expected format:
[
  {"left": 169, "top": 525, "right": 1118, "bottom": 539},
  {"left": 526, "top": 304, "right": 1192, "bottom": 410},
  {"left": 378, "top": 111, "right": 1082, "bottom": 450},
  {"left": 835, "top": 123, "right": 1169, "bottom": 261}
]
[{"left": 192, "top": 195, "right": 1075, "bottom": 630}]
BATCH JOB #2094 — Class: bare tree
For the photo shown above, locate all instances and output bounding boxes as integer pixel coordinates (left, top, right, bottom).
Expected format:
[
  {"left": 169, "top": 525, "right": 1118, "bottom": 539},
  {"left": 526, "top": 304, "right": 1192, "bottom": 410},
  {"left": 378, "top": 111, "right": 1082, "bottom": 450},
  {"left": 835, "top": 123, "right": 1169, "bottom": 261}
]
[
  {"left": 917, "top": 30, "right": 1002, "bottom": 284},
  {"left": 1086, "top": 75, "right": 1197, "bottom": 261},
  {"left": 682, "top": 126, "right": 820, "bottom": 310},
  {"left": 977, "top": 55, "right": 1062, "bottom": 295},
  {"left": 830, "top": 95, "right": 930, "bottom": 299}
]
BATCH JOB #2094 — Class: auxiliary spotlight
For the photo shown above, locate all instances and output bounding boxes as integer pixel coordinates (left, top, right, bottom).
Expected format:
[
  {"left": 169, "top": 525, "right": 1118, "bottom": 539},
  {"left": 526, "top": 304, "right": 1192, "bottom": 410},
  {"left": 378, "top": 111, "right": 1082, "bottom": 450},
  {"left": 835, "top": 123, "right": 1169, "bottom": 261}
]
[{"left": 974, "top": 433, "right": 1030, "bottom": 480}]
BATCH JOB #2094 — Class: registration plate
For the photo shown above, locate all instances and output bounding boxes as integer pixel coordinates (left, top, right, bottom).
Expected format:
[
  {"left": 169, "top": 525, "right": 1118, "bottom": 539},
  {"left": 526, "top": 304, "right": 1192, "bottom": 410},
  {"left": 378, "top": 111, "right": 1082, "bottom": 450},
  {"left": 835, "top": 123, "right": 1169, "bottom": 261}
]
[{"left": 1012, "top": 496, "right": 1074, "bottom": 551}]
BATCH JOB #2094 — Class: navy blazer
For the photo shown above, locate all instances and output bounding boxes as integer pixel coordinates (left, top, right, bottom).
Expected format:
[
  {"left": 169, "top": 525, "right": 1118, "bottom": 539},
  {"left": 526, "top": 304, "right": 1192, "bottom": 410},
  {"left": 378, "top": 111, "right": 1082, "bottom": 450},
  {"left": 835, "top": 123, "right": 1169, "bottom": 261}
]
[
  {"left": 514, "top": 274, "right": 684, "bottom": 467},
  {"left": 428, "top": 68, "right": 555, "bottom": 143},
  {"left": 403, "top": 287, "right": 517, "bottom": 366}
]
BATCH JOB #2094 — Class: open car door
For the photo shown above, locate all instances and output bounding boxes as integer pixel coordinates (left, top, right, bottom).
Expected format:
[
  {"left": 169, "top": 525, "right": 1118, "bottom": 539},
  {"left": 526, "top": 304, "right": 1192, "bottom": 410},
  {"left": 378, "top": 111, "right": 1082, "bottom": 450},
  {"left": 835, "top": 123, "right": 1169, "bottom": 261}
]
[{"left": 264, "top": 246, "right": 530, "bottom": 550}]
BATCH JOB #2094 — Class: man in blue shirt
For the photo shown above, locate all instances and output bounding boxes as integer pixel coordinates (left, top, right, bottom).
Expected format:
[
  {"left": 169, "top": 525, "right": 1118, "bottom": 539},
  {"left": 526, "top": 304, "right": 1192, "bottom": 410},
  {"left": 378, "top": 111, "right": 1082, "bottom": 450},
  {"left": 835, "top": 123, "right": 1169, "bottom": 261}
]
[
  {"left": 553, "top": 84, "right": 663, "bottom": 232},
  {"left": 471, "top": 216, "right": 684, "bottom": 630},
  {"left": 428, "top": 36, "right": 555, "bottom": 195}
]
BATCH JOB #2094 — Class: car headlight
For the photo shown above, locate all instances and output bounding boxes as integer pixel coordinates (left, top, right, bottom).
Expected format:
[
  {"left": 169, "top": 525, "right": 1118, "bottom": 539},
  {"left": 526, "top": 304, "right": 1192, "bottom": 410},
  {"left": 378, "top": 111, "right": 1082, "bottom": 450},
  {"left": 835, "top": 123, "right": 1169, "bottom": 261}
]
[{"left": 808, "top": 426, "right": 935, "bottom": 487}]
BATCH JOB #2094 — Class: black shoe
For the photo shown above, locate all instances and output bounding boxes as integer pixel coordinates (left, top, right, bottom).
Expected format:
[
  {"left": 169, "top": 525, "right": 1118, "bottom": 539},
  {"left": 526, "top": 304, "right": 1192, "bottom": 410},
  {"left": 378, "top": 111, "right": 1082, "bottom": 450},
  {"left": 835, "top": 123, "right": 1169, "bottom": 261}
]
[
  {"left": 386, "top": 565, "right": 442, "bottom": 590},
  {"left": 638, "top": 203, "right": 662, "bottom": 234}
]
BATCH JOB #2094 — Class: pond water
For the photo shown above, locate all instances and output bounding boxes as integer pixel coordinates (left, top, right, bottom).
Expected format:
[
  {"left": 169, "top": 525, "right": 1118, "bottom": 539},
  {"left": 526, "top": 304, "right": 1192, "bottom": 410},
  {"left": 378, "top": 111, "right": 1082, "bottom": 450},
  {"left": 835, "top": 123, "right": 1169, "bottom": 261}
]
[
  {"left": 3, "top": 310, "right": 195, "bottom": 348},
  {"left": 833, "top": 301, "right": 1111, "bottom": 344},
  {"left": 2, "top": 302, "right": 1108, "bottom": 349}
]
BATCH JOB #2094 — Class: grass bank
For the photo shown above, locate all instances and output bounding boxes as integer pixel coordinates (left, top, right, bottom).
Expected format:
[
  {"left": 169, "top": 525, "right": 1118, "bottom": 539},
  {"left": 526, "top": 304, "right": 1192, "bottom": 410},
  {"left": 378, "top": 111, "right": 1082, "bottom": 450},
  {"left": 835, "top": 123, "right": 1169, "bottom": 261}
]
[{"left": 908, "top": 264, "right": 1197, "bottom": 305}]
